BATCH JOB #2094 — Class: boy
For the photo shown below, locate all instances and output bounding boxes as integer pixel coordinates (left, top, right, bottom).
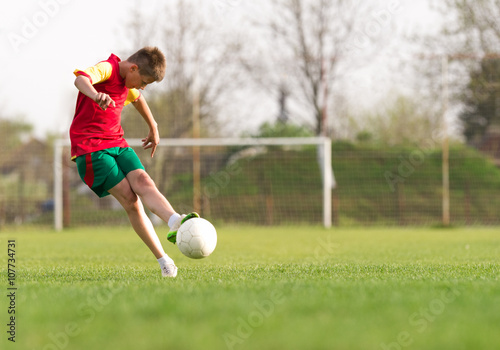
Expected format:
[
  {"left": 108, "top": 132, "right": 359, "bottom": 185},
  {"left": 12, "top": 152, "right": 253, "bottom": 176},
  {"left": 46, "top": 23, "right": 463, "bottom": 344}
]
[{"left": 70, "top": 47, "right": 198, "bottom": 278}]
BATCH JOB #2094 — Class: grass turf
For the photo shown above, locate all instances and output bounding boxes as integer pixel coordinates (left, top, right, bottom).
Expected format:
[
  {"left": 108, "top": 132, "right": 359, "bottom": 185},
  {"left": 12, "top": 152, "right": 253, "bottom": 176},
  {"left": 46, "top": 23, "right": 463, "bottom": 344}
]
[{"left": 1, "top": 226, "right": 499, "bottom": 350}]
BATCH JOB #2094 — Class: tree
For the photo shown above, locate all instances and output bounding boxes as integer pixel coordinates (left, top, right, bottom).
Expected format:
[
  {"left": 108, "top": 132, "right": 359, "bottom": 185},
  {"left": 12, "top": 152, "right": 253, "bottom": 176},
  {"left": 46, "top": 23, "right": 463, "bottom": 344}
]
[
  {"left": 437, "top": 0, "right": 500, "bottom": 54},
  {"left": 241, "top": 0, "right": 385, "bottom": 136},
  {"left": 0, "top": 117, "right": 32, "bottom": 163},
  {"left": 427, "top": 1, "right": 500, "bottom": 143},
  {"left": 460, "top": 58, "right": 500, "bottom": 145},
  {"left": 356, "top": 94, "right": 442, "bottom": 147},
  {"left": 118, "top": 1, "right": 244, "bottom": 197},
  {"left": 120, "top": 0, "right": 243, "bottom": 139},
  {"left": 252, "top": 121, "right": 314, "bottom": 138}
]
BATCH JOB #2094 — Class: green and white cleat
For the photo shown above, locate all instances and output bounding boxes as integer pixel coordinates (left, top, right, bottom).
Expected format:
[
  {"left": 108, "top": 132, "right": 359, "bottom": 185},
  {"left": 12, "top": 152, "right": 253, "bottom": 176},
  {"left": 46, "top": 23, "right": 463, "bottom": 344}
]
[{"left": 167, "top": 212, "right": 200, "bottom": 244}]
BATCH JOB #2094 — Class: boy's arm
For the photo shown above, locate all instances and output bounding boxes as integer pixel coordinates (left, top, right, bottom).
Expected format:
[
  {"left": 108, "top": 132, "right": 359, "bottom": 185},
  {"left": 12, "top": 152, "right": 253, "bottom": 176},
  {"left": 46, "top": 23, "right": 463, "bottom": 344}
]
[
  {"left": 74, "top": 75, "right": 116, "bottom": 111},
  {"left": 132, "top": 94, "right": 160, "bottom": 157}
]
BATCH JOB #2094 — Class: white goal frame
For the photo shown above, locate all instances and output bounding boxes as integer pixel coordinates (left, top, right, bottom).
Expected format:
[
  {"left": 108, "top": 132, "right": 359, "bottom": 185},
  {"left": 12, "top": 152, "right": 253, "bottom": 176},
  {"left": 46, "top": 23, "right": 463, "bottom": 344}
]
[{"left": 54, "top": 137, "right": 333, "bottom": 230}]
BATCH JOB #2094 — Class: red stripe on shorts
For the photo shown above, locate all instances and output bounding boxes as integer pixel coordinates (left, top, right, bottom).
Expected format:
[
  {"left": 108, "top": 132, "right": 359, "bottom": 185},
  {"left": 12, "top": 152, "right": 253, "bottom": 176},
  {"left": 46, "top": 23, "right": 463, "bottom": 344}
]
[{"left": 83, "top": 153, "right": 95, "bottom": 187}]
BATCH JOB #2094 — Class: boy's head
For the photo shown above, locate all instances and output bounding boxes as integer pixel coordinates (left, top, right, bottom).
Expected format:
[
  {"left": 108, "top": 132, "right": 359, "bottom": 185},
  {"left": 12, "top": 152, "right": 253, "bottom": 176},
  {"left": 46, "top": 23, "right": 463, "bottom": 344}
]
[{"left": 124, "top": 47, "right": 166, "bottom": 89}]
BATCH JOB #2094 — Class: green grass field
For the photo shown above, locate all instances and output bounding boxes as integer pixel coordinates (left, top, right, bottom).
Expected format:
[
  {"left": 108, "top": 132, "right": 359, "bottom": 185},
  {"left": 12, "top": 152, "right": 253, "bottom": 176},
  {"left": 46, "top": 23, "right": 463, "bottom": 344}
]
[{"left": 1, "top": 226, "right": 499, "bottom": 350}]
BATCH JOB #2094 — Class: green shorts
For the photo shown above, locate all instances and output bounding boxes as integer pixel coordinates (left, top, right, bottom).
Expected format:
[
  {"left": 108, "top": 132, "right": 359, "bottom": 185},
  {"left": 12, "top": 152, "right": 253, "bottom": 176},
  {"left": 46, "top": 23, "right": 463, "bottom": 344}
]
[{"left": 75, "top": 147, "right": 145, "bottom": 198}]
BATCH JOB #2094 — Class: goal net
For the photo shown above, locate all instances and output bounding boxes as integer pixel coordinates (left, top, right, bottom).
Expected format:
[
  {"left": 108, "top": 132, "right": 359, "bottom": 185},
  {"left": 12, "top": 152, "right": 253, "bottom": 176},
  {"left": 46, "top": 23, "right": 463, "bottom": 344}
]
[{"left": 54, "top": 137, "right": 333, "bottom": 230}]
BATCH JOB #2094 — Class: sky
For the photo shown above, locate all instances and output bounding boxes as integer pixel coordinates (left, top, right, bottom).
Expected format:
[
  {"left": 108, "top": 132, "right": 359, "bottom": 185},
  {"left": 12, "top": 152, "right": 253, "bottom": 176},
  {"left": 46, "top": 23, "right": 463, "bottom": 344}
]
[{"left": 0, "top": 0, "right": 441, "bottom": 139}]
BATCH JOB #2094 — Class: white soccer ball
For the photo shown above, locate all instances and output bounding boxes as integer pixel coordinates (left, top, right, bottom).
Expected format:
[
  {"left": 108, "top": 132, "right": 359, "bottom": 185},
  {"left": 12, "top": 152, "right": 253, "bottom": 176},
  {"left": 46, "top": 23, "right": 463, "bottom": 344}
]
[{"left": 176, "top": 218, "right": 217, "bottom": 259}]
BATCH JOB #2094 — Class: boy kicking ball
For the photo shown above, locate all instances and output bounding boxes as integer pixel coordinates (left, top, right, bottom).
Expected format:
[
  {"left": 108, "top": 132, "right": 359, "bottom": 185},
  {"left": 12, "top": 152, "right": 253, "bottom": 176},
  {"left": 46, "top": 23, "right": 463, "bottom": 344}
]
[{"left": 69, "top": 46, "right": 198, "bottom": 277}]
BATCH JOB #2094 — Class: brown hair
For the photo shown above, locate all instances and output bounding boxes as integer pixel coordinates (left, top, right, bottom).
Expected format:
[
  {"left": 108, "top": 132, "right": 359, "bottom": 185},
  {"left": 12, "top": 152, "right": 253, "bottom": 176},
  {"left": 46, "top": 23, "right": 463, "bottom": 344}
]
[{"left": 127, "top": 46, "right": 166, "bottom": 82}]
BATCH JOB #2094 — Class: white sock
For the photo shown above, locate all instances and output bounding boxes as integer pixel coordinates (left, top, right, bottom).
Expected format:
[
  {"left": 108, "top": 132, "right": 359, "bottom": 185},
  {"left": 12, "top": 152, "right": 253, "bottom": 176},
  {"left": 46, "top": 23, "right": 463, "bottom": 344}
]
[
  {"left": 158, "top": 255, "right": 174, "bottom": 267},
  {"left": 168, "top": 213, "right": 181, "bottom": 228}
]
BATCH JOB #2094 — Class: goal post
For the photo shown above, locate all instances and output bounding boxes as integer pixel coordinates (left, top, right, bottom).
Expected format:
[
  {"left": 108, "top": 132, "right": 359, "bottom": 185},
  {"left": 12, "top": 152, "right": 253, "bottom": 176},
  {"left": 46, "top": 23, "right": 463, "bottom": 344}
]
[
  {"left": 54, "top": 137, "right": 334, "bottom": 230},
  {"left": 54, "top": 139, "right": 64, "bottom": 231}
]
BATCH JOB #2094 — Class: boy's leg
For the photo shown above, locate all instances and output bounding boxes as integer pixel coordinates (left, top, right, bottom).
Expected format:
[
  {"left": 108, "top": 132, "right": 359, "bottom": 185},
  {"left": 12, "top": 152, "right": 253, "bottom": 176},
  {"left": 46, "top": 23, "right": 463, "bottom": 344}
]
[
  {"left": 108, "top": 177, "right": 166, "bottom": 259},
  {"left": 115, "top": 149, "right": 199, "bottom": 241},
  {"left": 126, "top": 169, "right": 200, "bottom": 243},
  {"left": 108, "top": 177, "right": 177, "bottom": 277},
  {"left": 76, "top": 149, "right": 177, "bottom": 277},
  {"left": 125, "top": 169, "right": 177, "bottom": 224}
]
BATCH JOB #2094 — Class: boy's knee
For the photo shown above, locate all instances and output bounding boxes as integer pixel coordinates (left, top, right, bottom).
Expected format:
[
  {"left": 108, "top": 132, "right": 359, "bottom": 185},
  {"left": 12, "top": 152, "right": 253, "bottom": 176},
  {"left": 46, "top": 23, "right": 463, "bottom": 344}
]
[
  {"left": 121, "top": 192, "right": 140, "bottom": 212},
  {"left": 132, "top": 172, "right": 156, "bottom": 194}
]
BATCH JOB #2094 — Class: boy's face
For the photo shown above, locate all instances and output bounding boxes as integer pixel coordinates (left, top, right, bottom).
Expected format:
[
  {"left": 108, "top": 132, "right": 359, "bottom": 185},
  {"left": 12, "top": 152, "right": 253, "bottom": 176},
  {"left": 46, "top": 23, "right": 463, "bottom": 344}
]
[{"left": 125, "top": 65, "right": 155, "bottom": 90}]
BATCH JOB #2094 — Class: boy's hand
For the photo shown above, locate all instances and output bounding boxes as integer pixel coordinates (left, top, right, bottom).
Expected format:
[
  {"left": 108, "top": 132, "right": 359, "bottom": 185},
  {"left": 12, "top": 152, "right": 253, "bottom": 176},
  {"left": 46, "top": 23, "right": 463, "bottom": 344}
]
[
  {"left": 142, "top": 127, "right": 160, "bottom": 157},
  {"left": 94, "top": 92, "right": 116, "bottom": 111}
]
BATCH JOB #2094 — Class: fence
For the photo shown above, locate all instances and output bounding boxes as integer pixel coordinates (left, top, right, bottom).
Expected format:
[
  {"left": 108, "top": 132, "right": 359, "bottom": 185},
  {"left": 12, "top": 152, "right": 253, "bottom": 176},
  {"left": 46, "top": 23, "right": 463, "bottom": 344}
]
[{"left": 2, "top": 137, "right": 498, "bottom": 229}]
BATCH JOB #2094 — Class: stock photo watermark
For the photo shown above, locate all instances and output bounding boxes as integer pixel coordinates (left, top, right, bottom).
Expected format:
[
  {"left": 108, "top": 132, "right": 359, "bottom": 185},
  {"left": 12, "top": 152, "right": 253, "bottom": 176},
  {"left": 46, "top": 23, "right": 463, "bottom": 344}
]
[
  {"left": 384, "top": 149, "right": 429, "bottom": 193},
  {"left": 33, "top": 283, "right": 123, "bottom": 350},
  {"left": 175, "top": 155, "right": 244, "bottom": 214},
  {"left": 379, "top": 284, "right": 461, "bottom": 350},
  {"left": 203, "top": 161, "right": 243, "bottom": 200},
  {"left": 7, "top": 0, "right": 71, "bottom": 53},
  {"left": 213, "top": 0, "right": 242, "bottom": 16},
  {"left": 312, "top": 234, "right": 337, "bottom": 262},
  {"left": 384, "top": 129, "right": 448, "bottom": 192},
  {"left": 347, "top": 0, "right": 402, "bottom": 53},
  {"left": 221, "top": 231, "right": 336, "bottom": 349},
  {"left": 222, "top": 290, "right": 286, "bottom": 350},
  {"left": 6, "top": 239, "right": 17, "bottom": 343}
]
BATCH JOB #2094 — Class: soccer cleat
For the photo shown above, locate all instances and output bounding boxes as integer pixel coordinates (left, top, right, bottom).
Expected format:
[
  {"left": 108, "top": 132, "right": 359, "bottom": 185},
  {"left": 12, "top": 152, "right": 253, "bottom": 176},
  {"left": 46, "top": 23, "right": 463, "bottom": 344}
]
[
  {"left": 161, "top": 262, "right": 178, "bottom": 277},
  {"left": 167, "top": 212, "right": 200, "bottom": 244}
]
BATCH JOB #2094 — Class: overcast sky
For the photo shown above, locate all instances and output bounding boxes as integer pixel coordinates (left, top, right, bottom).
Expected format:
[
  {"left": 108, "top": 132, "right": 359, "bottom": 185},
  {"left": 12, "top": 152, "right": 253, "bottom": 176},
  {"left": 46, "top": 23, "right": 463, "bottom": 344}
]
[{"left": 0, "top": 0, "right": 441, "bottom": 139}]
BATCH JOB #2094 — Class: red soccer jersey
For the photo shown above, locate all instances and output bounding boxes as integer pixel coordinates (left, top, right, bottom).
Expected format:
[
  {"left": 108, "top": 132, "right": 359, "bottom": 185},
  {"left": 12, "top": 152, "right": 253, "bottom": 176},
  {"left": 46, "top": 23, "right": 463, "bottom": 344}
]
[{"left": 70, "top": 54, "right": 140, "bottom": 159}]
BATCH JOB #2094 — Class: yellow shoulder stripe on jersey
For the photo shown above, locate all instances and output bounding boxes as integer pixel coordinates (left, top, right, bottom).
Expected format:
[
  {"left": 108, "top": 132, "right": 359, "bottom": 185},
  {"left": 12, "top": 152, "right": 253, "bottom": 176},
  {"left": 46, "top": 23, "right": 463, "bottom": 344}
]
[
  {"left": 73, "top": 61, "right": 113, "bottom": 85},
  {"left": 125, "top": 88, "right": 141, "bottom": 106}
]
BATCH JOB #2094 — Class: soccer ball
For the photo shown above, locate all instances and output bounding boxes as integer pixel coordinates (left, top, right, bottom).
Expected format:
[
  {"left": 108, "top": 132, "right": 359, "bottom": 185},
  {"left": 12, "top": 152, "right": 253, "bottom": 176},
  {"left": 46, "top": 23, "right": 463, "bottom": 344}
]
[{"left": 176, "top": 218, "right": 217, "bottom": 259}]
